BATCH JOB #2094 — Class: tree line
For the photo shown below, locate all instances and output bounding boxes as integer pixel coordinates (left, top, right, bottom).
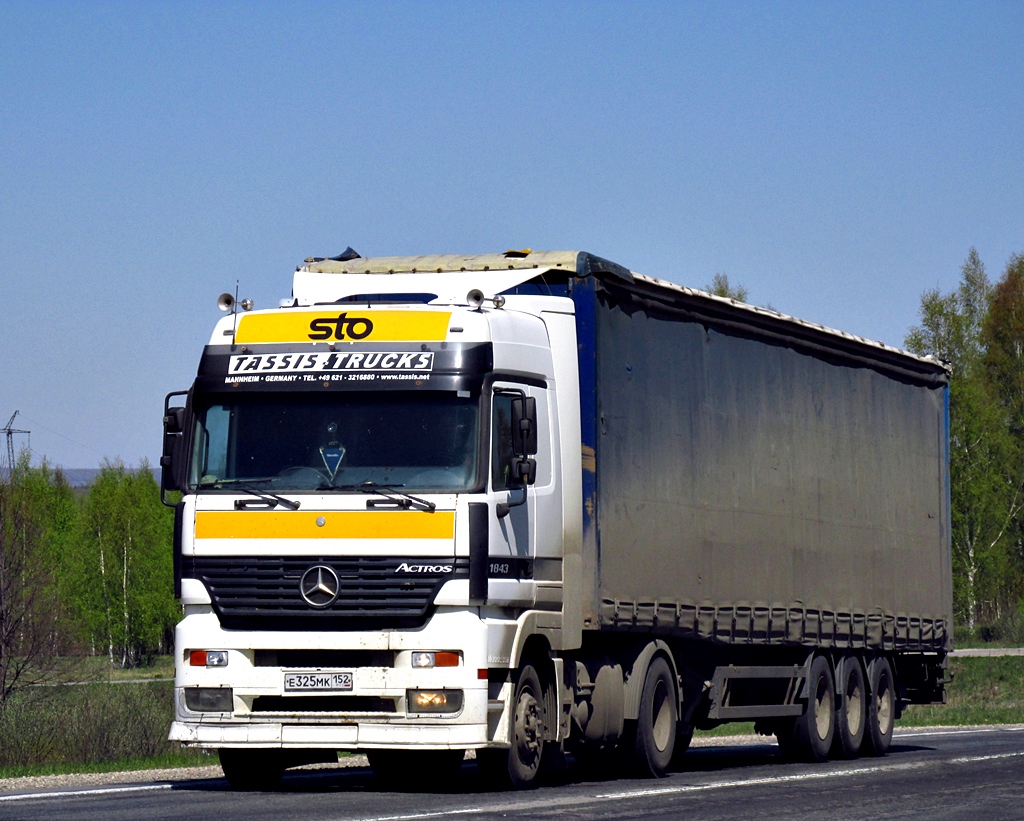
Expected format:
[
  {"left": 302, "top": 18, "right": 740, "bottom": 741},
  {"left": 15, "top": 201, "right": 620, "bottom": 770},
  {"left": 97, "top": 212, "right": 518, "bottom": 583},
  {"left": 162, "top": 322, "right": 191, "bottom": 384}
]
[
  {"left": 906, "top": 249, "right": 1024, "bottom": 636},
  {"left": 0, "top": 457, "right": 178, "bottom": 706},
  {"left": 1, "top": 250, "right": 1022, "bottom": 709}
]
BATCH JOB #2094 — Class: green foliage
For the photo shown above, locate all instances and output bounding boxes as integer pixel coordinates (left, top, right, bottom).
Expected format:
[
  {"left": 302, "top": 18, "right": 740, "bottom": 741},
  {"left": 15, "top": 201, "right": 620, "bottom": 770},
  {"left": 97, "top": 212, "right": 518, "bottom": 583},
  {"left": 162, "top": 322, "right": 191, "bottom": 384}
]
[
  {"left": 0, "top": 455, "right": 179, "bottom": 702},
  {"left": 69, "top": 461, "right": 178, "bottom": 667},
  {"left": 0, "top": 455, "right": 79, "bottom": 704},
  {"left": 982, "top": 253, "right": 1024, "bottom": 429},
  {"left": 705, "top": 273, "right": 749, "bottom": 303},
  {"left": 907, "top": 248, "right": 1024, "bottom": 630}
]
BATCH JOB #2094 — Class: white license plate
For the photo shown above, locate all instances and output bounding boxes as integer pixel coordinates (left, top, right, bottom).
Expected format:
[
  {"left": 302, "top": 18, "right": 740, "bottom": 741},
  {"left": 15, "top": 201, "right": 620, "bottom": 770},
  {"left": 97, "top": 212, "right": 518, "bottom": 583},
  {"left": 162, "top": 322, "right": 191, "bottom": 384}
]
[{"left": 284, "top": 671, "right": 353, "bottom": 692}]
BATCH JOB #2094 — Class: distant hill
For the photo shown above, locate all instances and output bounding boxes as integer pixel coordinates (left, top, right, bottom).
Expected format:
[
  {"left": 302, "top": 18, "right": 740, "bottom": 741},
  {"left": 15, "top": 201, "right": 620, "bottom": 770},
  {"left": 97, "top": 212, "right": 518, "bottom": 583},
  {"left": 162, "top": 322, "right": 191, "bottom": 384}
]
[
  {"left": 62, "top": 469, "right": 103, "bottom": 487},
  {"left": 61, "top": 467, "right": 159, "bottom": 487}
]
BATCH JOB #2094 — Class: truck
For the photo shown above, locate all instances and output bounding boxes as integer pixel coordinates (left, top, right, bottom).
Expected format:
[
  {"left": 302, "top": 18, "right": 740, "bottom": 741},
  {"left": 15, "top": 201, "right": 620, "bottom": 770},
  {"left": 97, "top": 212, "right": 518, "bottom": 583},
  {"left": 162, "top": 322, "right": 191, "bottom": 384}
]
[{"left": 160, "top": 249, "right": 952, "bottom": 790}]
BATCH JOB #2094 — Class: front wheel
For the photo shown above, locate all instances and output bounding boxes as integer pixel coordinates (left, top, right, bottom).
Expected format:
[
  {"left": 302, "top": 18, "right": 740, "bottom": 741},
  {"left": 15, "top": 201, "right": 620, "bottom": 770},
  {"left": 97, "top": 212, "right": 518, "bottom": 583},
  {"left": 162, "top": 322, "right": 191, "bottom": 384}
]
[
  {"left": 477, "top": 663, "right": 546, "bottom": 789},
  {"left": 218, "top": 748, "right": 285, "bottom": 791}
]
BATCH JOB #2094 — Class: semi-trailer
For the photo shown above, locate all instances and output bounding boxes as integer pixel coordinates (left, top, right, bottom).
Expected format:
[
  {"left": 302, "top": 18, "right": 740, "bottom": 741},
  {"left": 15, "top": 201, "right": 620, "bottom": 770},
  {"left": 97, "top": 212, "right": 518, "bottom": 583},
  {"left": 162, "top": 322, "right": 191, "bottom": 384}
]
[{"left": 161, "top": 250, "right": 952, "bottom": 790}]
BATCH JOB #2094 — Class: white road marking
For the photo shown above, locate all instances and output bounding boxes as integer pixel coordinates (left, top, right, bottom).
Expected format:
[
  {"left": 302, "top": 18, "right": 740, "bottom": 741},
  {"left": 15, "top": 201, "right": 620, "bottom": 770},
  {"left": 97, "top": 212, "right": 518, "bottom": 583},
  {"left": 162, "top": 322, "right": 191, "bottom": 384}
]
[
  {"left": 595, "top": 762, "right": 916, "bottom": 799},
  {"left": 0, "top": 783, "right": 172, "bottom": 803},
  {"left": 358, "top": 809, "right": 485, "bottom": 821},
  {"left": 5, "top": 726, "right": 1022, "bottom": 814},
  {"left": 897, "top": 727, "right": 1023, "bottom": 739},
  {"left": 951, "top": 752, "right": 1024, "bottom": 763}
]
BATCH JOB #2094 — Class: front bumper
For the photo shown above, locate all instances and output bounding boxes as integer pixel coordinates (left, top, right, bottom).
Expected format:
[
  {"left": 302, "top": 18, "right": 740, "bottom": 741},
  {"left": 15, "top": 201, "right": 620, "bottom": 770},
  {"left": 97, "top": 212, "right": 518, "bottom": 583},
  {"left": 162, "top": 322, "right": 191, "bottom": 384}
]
[{"left": 169, "top": 606, "right": 504, "bottom": 750}]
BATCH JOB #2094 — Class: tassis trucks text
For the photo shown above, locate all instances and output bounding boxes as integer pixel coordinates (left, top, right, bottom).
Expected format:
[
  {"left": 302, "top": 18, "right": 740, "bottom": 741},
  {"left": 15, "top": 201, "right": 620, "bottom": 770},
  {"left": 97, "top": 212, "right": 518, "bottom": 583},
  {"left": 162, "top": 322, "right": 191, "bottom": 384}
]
[{"left": 161, "top": 250, "right": 952, "bottom": 790}]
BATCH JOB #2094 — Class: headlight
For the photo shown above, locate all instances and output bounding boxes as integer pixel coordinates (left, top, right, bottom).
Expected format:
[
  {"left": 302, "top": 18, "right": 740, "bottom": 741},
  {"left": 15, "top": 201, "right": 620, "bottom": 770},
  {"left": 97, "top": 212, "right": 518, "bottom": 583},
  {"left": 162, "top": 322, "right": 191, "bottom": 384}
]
[
  {"left": 189, "top": 649, "right": 229, "bottom": 667},
  {"left": 407, "top": 689, "right": 464, "bottom": 714},
  {"left": 184, "top": 687, "right": 234, "bottom": 712}
]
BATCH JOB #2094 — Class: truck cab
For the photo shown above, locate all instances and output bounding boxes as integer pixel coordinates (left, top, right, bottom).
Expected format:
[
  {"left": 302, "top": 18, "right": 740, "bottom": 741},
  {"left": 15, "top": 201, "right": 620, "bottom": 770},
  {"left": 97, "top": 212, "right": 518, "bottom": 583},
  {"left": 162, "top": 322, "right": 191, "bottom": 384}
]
[{"left": 162, "top": 252, "right": 591, "bottom": 788}]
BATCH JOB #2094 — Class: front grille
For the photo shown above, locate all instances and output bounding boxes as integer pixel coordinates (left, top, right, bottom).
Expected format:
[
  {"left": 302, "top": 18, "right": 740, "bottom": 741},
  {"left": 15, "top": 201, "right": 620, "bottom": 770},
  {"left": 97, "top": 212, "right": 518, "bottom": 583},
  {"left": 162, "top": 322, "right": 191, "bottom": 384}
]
[
  {"left": 185, "top": 555, "right": 468, "bottom": 631},
  {"left": 254, "top": 649, "right": 394, "bottom": 667}
]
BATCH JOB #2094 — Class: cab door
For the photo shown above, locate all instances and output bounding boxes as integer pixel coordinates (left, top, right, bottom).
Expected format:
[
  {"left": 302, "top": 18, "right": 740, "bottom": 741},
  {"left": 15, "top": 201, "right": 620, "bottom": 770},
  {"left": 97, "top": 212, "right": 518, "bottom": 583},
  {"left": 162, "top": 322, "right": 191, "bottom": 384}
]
[{"left": 484, "top": 382, "right": 544, "bottom": 604}]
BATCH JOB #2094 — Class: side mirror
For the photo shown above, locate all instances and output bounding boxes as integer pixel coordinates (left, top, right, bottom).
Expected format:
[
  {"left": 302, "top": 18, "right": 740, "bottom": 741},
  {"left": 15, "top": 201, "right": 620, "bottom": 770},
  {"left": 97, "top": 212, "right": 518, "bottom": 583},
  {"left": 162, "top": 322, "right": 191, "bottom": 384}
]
[
  {"left": 161, "top": 392, "right": 189, "bottom": 504},
  {"left": 164, "top": 406, "right": 185, "bottom": 435},
  {"left": 510, "top": 396, "right": 538, "bottom": 458}
]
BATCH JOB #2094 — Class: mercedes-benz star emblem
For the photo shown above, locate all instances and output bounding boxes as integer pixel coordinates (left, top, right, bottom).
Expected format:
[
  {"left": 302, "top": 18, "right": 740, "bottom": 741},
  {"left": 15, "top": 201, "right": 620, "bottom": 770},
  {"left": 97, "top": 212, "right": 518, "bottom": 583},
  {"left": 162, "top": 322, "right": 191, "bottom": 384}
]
[{"left": 299, "top": 565, "right": 340, "bottom": 608}]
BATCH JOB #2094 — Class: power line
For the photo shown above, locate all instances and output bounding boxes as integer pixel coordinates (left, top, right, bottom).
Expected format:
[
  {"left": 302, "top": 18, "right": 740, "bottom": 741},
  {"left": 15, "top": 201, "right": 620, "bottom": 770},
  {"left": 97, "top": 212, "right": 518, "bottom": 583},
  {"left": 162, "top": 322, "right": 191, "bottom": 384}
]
[{"left": 2, "top": 410, "right": 30, "bottom": 479}]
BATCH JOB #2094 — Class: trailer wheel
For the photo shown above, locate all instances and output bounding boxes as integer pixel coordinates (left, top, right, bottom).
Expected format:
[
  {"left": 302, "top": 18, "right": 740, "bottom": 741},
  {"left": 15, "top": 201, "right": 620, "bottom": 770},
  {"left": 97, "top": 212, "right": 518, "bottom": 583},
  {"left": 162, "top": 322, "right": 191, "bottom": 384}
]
[
  {"left": 218, "top": 748, "right": 285, "bottom": 791},
  {"left": 864, "top": 657, "right": 895, "bottom": 756},
  {"left": 632, "top": 656, "right": 677, "bottom": 777},
  {"left": 779, "top": 655, "right": 834, "bottom": 762},
  {"left": 478, "top": 663, "right": 546, "bottom": 789},
  {"left": 832, "top": 657, "right": 867, "bottom": 759}
]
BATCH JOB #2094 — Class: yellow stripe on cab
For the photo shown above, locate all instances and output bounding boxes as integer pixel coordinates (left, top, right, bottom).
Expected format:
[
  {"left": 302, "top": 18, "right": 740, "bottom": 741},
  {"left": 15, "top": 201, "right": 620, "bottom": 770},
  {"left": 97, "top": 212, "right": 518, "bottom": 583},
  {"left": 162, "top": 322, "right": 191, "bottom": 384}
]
[{"left": 195, "top": 510, "right": 455, "bottom": 540}]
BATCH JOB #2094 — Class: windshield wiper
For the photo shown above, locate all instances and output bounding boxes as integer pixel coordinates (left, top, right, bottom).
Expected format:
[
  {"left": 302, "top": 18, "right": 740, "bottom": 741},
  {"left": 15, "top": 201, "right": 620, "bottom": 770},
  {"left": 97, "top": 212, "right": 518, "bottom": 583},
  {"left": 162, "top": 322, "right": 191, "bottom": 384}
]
[
  {"left": 333, "top": 482, "right": 436, "bottom": 512},
  {"left": 196, "top": 479, "right": 300, "bottom": 510}
]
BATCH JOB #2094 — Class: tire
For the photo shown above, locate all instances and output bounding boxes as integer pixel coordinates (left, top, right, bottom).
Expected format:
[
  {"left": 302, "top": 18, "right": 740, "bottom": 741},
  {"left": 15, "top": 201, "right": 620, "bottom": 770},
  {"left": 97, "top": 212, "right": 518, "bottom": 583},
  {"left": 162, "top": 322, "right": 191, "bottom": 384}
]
[
  {"left": 477, "top": 663, "right": 546, "bottom": 789},
  {"left": 631, "top": 656, "right": 678, "bottom": 778},
  {"left": 669, "top": 721, "right": 694, "bottom": 771},
  {"left": 780, "top": 655, "right": 835, "bottom": 763},
  {"left": 218, "top": 748, "right": 285, "bottom": 791},
  {"left": 832, "top": 656, "right": 867, "bottom": 759},
  {"left": 864, "top": 657, "right": 895, "bottom": 756},
  {"left": 368, "top": 749, "right": 465, "bottom": 788},
  {"left": 774, "top": 716, "right": 799, "bottom": 760}
]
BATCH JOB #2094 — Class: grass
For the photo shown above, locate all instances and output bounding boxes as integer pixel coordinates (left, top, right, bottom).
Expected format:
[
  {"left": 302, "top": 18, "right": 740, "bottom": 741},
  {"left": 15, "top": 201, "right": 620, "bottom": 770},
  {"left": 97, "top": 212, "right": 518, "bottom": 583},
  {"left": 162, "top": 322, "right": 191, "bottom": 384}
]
[
  {"left": 0, "top": 751, "right": 214, "bottom": 781},
  {"left": 902, "top": 656, "right": 1024, "bottom": 726},
  {"left": 70, "top": 654, "right": 175, "bottom": 682},
  {"left": 0, "top": 678, "right": 208, "bottom": 780},
  {"left": 1, "top": 655, "right": 1021, "bottom": 780}
]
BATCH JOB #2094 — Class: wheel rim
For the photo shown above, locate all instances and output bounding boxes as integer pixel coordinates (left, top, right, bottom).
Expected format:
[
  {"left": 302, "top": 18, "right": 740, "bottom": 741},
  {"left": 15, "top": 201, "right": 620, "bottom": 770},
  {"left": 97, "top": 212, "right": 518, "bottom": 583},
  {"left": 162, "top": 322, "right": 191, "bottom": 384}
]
[
  {"left": 876, "top": 674, "right": 893, "bottom": 736},
  {"left": 514, "top": 686, "right": 542, "bottom": 765},
  {"left": 814, "top": 674, "right": 833, "bottom": 740},
  {"left": 846, "top": 674, "right": 863, "bottom": 737},
  {"left": 651, "top": 678, "right": 673, "bottom": 752}
]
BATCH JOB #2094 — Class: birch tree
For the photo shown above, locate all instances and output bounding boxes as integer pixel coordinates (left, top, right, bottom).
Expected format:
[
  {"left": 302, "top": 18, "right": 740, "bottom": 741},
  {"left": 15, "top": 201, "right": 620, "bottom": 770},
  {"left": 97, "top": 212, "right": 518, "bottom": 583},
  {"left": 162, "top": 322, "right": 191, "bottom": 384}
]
[
  {"left": 73, "top": 461, "right": 177, "bottom": 667},
  {"left": 0, "top": 455, "right": 77, "bottom": 706},
  {"left": 906, "top": 249, "right": 1024, "bottom": 630}
]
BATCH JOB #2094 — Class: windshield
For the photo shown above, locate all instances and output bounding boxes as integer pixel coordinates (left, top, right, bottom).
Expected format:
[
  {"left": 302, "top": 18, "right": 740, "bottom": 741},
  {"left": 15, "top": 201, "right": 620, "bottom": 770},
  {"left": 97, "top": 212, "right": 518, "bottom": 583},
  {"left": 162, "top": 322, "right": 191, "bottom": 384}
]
[{"left": 188, "top": 392, "right": 480, "bottom": 492}]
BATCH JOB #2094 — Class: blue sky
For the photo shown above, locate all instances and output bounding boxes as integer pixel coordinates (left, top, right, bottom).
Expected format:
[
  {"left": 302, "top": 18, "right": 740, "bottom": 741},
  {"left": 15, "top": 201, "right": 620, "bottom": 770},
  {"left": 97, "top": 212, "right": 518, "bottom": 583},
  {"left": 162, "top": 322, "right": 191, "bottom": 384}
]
[{"left": 2, "top": 1, "right": 1022, "bottom": 468}]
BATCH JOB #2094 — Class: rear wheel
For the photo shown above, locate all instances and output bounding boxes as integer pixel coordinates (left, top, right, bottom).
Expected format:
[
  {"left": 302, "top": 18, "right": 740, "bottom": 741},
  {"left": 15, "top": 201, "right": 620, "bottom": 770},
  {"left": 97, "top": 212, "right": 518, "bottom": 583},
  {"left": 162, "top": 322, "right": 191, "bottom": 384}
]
[
  {"left": 477, "top": 663, "right": 546, "bottom": 789},
  {"left": 631, "top": 656, "right": 677, "bottom": 777},
  {"left": 864, "top": 657, "right": 895, "bottom": 756},
  {"left": 832, "top": 656, "right": 867, "bottom": 759},
  {"left": 218, "top": 748, "right": 285, "bottom": 791},
  {"left": 778, "top": 655, "right": 834, "bottom": 762}
]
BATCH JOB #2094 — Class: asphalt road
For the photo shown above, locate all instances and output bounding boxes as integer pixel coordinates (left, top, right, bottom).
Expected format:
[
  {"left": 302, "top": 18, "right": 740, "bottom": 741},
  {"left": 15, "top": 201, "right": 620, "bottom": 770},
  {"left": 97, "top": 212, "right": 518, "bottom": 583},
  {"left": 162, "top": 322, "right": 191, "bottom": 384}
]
[{"left": 3, "top": 727, "right": 1023, "bottom": 821}]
